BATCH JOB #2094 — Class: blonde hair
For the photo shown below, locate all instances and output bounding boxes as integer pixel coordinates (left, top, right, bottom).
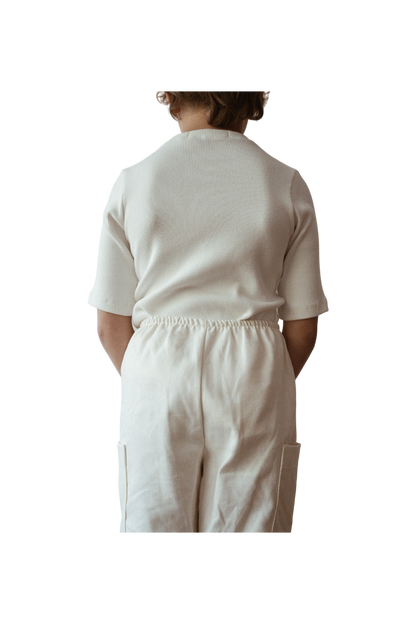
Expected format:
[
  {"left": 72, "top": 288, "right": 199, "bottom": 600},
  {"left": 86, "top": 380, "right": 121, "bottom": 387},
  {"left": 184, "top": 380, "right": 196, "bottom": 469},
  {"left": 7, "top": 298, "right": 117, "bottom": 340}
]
[{"left": 156, "top": 91, "right": 270, "bottom": 128}]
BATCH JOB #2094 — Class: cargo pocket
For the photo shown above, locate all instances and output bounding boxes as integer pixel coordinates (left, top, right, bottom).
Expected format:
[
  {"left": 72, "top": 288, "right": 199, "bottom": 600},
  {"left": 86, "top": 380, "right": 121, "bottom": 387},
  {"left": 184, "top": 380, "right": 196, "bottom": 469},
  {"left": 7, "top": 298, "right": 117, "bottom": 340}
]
[
  {"left": 117, "top": 442, "right": 128, "bottom": 532},
  {"left": 272, "top": 442, "right": 301, "bottom": 532}
]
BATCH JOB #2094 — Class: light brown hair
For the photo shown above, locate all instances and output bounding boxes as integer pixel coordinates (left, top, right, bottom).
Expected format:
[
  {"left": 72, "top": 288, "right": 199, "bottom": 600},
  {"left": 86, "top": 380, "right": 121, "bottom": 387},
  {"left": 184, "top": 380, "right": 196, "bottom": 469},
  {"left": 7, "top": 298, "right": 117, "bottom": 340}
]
[{"left": 156, "top": 91, "right": 270, "bottom": 128}]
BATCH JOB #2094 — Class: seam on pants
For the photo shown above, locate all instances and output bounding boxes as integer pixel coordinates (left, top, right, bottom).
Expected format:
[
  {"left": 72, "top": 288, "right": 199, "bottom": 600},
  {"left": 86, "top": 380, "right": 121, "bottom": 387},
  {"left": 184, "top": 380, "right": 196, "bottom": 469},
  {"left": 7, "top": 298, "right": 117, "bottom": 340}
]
[
  {"left": 270, "top": 446, "right": 286, "bottom": 532},
  {"left": 123, "top": 445, "right": 128, "bottom": 532}
]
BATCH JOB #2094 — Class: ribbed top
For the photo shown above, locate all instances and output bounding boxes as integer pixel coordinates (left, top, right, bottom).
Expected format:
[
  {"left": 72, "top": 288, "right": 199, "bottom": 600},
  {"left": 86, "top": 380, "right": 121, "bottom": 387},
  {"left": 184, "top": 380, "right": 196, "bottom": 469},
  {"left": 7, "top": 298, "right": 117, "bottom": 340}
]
[{"left": 88, "top": 130, "right": 329, "bottom": 330}]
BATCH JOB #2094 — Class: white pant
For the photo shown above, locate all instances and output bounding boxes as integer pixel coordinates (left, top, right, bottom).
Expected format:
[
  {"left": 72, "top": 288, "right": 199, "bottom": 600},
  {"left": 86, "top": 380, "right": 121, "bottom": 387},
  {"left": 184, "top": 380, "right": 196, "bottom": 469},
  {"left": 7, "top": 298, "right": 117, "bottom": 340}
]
[{"left": 118, "top": 316, "right": 301, "bottom": 532}]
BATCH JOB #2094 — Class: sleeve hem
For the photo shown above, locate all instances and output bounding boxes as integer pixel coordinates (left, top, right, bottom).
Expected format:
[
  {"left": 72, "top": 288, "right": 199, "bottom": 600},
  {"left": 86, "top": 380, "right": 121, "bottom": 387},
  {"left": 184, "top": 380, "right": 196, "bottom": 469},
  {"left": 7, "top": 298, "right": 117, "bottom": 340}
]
[
  {"left": 84, "top": 299, "right": 134, "bottom": 316},
  {"left": 279, "top": 305, "right": 332, "bottom": 322}
]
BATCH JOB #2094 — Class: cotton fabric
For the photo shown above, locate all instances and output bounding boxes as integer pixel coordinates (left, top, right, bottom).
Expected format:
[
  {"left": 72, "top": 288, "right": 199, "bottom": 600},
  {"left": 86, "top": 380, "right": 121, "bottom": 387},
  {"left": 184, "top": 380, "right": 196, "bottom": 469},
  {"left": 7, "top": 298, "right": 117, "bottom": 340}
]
[
  {"left": 118, "top": 316, "right": 300, "bottom": 532},
  {"left": 87, "top": 128, "right": 328, "bottom": 327},
  {"left": 88, "top": 127, "right": 329, "bottom": 533}
]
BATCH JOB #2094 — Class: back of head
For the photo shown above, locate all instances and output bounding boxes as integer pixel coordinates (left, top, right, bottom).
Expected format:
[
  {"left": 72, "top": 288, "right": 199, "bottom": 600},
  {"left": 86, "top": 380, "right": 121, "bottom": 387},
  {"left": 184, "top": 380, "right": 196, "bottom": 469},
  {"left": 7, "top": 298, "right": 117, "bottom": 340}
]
[{"left": 156, "top": 91, "right": 270, "bottom": 129}]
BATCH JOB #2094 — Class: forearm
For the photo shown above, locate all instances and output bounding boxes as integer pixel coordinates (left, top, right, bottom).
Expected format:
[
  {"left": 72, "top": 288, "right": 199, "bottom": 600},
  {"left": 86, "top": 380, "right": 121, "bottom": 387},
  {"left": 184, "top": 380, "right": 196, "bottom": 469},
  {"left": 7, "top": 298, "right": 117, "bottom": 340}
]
[
  {"left": 95, "top": 326, "right": 134, "bottom": 377},
  {"left": 283, "top": 326, "right": 319, "bottom": 379}
]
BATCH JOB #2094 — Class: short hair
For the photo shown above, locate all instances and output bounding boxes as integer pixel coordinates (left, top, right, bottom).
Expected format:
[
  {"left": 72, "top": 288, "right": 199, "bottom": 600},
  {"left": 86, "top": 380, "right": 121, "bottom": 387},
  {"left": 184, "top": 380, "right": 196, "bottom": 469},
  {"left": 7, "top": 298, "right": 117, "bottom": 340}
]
[{"left": 156, "top": 91, "right": 270, "bottom": 128}]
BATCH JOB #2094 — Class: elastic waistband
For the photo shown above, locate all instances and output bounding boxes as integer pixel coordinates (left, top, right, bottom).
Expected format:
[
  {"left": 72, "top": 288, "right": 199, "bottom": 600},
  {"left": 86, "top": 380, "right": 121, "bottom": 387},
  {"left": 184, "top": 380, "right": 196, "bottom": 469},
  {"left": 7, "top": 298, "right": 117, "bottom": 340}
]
[{"left": 140, "top": 316, "right": 280, "bottom": 329}]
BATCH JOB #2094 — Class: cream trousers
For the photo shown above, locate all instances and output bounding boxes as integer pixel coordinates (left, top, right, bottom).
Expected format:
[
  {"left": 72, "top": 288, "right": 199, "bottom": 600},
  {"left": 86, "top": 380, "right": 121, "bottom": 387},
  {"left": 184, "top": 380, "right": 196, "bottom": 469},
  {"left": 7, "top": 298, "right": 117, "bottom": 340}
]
[{"left": 118, "top": 316, "right": 301, "bottom": 532}]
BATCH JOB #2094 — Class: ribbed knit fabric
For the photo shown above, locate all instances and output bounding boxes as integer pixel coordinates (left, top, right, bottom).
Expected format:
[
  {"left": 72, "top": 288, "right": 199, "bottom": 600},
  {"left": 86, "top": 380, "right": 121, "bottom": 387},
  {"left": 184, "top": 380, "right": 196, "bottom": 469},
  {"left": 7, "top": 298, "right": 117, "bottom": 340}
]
[{"left": 88, "top": 128, "right": 329, "bottom": 330}]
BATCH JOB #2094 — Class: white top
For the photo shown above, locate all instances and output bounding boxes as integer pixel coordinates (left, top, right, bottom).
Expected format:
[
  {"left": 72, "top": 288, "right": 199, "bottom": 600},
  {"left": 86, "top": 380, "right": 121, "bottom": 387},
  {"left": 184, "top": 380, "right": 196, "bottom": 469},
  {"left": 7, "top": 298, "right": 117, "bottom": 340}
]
[{"left": 88, "top": 128, "right": 329, "bottom": 330}]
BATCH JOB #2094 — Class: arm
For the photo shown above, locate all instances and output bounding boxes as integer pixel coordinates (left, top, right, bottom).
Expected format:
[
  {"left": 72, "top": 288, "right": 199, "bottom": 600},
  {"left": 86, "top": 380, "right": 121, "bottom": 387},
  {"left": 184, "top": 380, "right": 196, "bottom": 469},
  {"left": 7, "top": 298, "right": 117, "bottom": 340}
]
[
  {"left": 97, "top": 310, "right": 135, "bottom": 375},
  {"left": 282, "top": 316, "right": 318, "bottom": 379}
]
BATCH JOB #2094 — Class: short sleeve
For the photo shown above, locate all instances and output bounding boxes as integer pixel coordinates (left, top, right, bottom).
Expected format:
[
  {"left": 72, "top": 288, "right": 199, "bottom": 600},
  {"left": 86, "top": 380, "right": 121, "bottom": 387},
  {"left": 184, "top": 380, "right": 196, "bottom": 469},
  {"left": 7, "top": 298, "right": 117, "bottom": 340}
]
[
  {"left": 87, "top": 169, "right": 138, "bottom": 316},
  {"left": 277, "top": 170, "right": 329, "bottom": 321}
]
